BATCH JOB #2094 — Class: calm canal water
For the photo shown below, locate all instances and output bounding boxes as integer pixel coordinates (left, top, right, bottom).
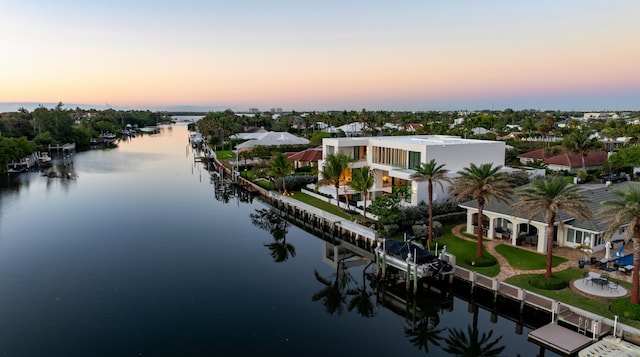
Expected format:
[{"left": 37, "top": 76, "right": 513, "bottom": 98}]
[{"left": 0, "top": 124, "right": 560, "bottom": 356}]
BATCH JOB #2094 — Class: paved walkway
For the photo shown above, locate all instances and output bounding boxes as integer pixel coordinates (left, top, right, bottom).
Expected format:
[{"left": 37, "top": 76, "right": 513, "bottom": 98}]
[{"left": 450, "top": 224, "right": 632, "bottom": 283}]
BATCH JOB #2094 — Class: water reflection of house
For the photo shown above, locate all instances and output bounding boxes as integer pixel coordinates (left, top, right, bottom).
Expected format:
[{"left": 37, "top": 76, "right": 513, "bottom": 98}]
[{"left": 458, "top": 181, "right": 637, "bottom": 254}]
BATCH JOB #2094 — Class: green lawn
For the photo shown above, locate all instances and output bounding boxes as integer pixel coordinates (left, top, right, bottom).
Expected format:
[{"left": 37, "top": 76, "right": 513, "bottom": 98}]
[
  {"left": 495, "top": 244, "right": 567, "bottom": 270},
  {"left": 506, "top": 268, "right": 640, "bottom": 328},
  {"left": 215, "top": 150, "right": 235, "bottom": 160},
  {"left": 289, "top": 192, "right": 353, "bottom": 220},
  {"left": 429, "top": 226, "right": 500, "bottom": 277}
]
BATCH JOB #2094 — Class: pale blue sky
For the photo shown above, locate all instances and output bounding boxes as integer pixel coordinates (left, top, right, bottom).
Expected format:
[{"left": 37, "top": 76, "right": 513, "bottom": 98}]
[{"left": 2, "top": 0, "right": 639, "bottom": 111}]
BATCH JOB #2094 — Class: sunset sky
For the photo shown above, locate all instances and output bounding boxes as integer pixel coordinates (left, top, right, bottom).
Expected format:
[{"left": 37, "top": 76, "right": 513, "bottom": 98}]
[{"left": 2, "top": 0, "right": 639, "bottom": 112}]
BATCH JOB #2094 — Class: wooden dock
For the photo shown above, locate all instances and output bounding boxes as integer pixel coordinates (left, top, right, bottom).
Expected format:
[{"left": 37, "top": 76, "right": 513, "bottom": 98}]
[{"left": 452, "top": 265, "right": 640, "bottom": 342}]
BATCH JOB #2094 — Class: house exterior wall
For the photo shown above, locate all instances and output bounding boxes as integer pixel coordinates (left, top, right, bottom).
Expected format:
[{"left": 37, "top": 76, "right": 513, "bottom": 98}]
[{"left": 319, "top": 136, "right": 505, "bottom": 206}]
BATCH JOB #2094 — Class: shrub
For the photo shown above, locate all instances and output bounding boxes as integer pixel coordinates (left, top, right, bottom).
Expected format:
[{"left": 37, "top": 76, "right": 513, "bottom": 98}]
[
  {"left": 611, "top": 298, "right": 640, "bottom": 321},
  {"left": 529, "top": 275, "right": 567, "bottom": 290},
  {"left": 383, "top": 224, "right": 399, "bottom": 238},
  {"left": 464, "top": 256, "right": 497, "bottom": 267}
]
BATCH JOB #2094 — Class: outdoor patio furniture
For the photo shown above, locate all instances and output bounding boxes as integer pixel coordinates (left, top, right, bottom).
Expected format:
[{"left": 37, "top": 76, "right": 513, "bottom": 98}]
[
  {"left": 591, "top": 277, "right": 609, "bottom": 289},
  {"left": 609, "top": 282, "right": 619, "bottom": 293},
  {"left": 619, "top": 265, "right": 633, "bottom": 274},
  {"left": 583, "top": 272, "right": 591, "bottom": 283}
]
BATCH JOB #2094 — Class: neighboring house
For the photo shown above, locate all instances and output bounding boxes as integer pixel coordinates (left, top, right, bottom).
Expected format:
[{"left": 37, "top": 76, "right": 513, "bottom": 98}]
[
  {"left": 317, "top": 135, "right": 507, "bottom": 206},
  {"left": 233, "top": 131, "right": 310, "bottom": 150},
  {"left": 383, "top": 123, "right": 423, "bottom": 132},
  {"left": 544, "top": 151, "right": 608, "bottom": 173},
  {"left": 286, "top": 147, "right": 322, "bottom": 169},
  {"left": 517, "top": 148, "right": 608, "bottom": 173},
  {"left": 458, "top": 181, "right": 638, "bottom": 254},
  {"left": 336, "top": 122, "right": 366, "bottom": 136},
  {"left": 517, "top": 148, "right": 546, "bottom": 165},
  {"left": 471, "top": 127, "right": 494, "bottom": 136}
]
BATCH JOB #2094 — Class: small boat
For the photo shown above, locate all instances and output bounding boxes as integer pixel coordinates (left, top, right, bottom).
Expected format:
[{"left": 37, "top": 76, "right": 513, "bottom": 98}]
[
  {"left": 578, "top": 335, "right": 640, "bottom": 356},
  {"left": 139, "top": 126, "right": 159, "bottom": 133},
  {"left": 375, "top": 239, "right": 455, "bottom": 278},
  {"left": 38, "top": 152, "right": 52, "bottom": 166},
  {"left": 99, "top": 132, "right": 117, "bottom": 144}
]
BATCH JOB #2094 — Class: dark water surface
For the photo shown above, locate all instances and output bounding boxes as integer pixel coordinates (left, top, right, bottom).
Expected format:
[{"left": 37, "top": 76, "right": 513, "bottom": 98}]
[{"left": 0, "top": 124, "right": 559, "bottom": 356}]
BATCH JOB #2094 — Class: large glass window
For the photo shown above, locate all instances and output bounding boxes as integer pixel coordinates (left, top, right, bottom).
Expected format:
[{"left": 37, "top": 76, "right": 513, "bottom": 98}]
[
  {"left": 408, "top": 151, "right": 420, "bottom": 170},
  {"left": 567, "top": 228, "right": 595, "bottom": 245},
  {"left": 371, "top": 146, "right": 407, "bottom": 168}
]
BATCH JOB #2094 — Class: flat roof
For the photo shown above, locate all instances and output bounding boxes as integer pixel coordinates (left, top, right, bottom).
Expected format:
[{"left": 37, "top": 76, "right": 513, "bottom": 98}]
[{"left": 327, "top": 135, "right": 501, "bottom": 146}]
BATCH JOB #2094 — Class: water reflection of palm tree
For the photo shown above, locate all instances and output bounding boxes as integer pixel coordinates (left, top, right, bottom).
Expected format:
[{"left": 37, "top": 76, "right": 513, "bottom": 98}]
[
  {"left": 347, "top": 262, "right": 377, "bottom": 318},
  {"left": 405, "top": 313, "right": 445, "bottom": 354},
  {"left": 311, "top": 261, "right": 356, "bottom": 315},
  {"left": 402, "top": 291, "right": 447, "bottom": 353},
  {"left": 443, "top": 303, "right": 506, "bottom": 357},
  {"left": 250, "top": 208, "right": 296, "bottom": 262}
]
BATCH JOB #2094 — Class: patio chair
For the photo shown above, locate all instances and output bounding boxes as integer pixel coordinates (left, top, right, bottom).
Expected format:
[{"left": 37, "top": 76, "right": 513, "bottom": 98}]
[
  {"left": 583, "top": 271, "right": 591, "bottom": 283},
  {"left": 609, "top": 282, "right": 619, "bottom": 293},
  {"left": 600, "top": 273, "right": 610, "bottom": 280}
]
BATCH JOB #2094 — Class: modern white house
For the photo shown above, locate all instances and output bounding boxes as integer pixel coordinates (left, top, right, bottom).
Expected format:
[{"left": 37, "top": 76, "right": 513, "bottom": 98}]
[
  {"left": 458, "top": 181, "right": 636, "bottom": 254},
  {"left": 315, "top": 135, "right": 507, "bottom": 206}
]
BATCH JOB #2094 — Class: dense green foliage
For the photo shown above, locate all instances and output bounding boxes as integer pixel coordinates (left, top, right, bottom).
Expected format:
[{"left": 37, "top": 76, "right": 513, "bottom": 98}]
[{"left": 529, "top": 275, "right": 568, "bottom": 290}]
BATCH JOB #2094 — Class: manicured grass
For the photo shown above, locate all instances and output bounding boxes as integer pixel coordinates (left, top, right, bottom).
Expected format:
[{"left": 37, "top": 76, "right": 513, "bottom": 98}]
[
  {"left": 254, "top": 178, "right": 274, "bottom": 190},
  {"left": 429, "top": 226, "right": 500, "bottom": 277},
  {"left": 505, "top": 268, "right": 640, "bottom": 329},
  {"left": 215, "top": 150, "right": 235, "bottom": 160},
  {"left": 495, "top": 244, "right": 567, "bottom": 270},
  {"left": 290, "top": 192, "right": 353, "bottom": 220}
]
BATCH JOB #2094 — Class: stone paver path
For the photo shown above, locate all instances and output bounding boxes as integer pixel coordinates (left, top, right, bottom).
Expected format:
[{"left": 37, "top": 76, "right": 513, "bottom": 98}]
[{"left": 450, "top": 224, "right": 632, "bottom": 282}]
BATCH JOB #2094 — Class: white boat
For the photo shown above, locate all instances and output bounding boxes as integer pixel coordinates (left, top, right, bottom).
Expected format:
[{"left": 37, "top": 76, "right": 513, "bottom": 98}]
[
  {"left": 38, "top": 152, "right": 52, "bottom": 166},
  {"left": 579, "top": 335, "right": 640, "bottom": 356},
  {"left": 375, "top": 239, "right": 455, "bottom": 279},
  {"left": 99, "top": 132, "right": 117, "bottom": 144},
  {"left": 138, "top": 126, "right": 159, "bottom": 133},
  {"left": 190, "top": 132, "right": 204, "bottom": 147}
]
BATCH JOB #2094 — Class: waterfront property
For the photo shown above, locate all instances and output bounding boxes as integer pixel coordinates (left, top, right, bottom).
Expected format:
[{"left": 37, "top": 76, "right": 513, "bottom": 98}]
[
  {"left": 458, "top": 181, "right": 638, "bottom": 253},
  {"left": 316, "top": 135, "right": 507, "bottom": 206}
]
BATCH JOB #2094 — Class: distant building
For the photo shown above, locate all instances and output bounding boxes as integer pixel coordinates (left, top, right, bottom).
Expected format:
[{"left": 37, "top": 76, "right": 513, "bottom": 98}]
[
  {"left": 233, "top": 131, "right": 310, "bottom": 150},
  {"left": 286, "top": 147, "right": 322, "bottom": 169},
  {"left": 517, "top": 148, "right": 607, "bottom": 173}
]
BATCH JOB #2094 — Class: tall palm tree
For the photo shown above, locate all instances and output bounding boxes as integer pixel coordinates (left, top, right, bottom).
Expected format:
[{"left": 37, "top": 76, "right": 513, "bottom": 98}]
[
  {"left": 410, "top": 159, "right": 452, "bottom": 243},
  {"left": 318, "top": 152, "right": 351, "bottom": 208},
  {"left": 563, "top": 128, "right": 600, "bottom": 170},
  {"left": 348, "top": 166, "right": 375, "bottom": 216},
  {"left": 600, "top": 187, "right": 640, "bottom": 304},
  {"left": 512, "top": 176, "right": 592, "bottom": 279},
  {"left": 450, "top": 163, "right": 514, "bottom": 258},
  {"left": 270, "top": 152, "right": 293, "bottom": 194}
]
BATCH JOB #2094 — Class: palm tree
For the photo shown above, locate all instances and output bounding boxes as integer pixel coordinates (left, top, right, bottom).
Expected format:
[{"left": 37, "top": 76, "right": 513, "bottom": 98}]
[
  {"left": 348, "top": 166, "right": 375, "bottom": 216},
  {"left": 563, "top": 128, "right": 600, "bottom": 170},
  {"left": 270, "top": 152, "right": 293, "bottom": 194},
  {"left": 410, "top": 159, "right": 452, "bottom": 243},
  {"left": 450, "top": 163, "right": 514, "bottom": 258},
  {"left": 599, "top": 187, "right": 640, "bottom": 304},
  {"left": 318, "top": 152, "right": 351, "bottom": 208},
  {"left": 512, "top": 176, "right": 592, "bottom": 279}
]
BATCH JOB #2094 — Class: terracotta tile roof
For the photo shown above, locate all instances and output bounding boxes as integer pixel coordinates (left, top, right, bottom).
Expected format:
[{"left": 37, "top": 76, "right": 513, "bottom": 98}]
[
  {"left": 286, "top": 147, "right": 323, "bottom": 162},
  {"left": 517, "top": 148, "right": 546, "bottom": 160},
  {"left": 543, "top": 151, "right": 607, "bottom": 168}
]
